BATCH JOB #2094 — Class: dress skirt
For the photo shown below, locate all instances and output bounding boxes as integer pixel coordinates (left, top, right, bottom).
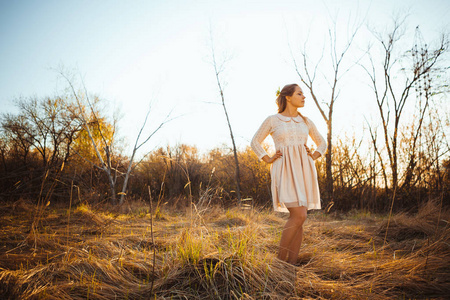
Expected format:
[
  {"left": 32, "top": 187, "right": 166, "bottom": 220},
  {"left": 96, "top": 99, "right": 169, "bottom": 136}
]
[{"left": 270, "top": 144, "right": 322, "bottom": 212}]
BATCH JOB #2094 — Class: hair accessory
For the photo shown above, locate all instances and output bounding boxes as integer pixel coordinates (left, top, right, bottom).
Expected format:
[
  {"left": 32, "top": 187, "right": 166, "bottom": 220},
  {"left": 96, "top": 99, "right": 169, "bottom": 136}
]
[{"left": 276, "top": 87, "right": 281, "bottom": 97}]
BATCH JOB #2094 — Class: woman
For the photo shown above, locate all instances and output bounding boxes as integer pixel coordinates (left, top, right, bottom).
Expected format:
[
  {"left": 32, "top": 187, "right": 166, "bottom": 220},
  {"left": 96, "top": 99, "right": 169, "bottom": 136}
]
[{"left": 251, "top": 83, "right": 326, "bottom": 265}]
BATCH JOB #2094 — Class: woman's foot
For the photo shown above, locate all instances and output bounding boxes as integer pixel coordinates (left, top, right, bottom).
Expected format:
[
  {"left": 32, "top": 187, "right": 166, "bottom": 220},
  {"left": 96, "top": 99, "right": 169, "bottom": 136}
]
[{"left": 290, "top": 252, "right": 313, "bottom": 266}]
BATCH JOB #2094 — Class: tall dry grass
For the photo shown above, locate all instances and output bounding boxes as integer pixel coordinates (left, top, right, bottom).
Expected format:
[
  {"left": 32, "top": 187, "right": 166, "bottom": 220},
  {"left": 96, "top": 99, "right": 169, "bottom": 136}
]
[{"left": 0, "top": 198, "right": 449, "bottom": 299}]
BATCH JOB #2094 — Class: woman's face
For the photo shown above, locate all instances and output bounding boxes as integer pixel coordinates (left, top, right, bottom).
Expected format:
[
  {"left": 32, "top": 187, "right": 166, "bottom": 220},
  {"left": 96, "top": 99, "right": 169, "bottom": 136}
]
[{"left": 286, "top": 86, "right": 305, "bottom": 108}]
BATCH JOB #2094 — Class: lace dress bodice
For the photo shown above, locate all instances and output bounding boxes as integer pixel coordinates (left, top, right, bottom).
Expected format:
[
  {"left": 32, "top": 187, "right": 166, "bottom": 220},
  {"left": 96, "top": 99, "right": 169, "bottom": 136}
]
[{"left": 251, "top": 114, "right": 327, "bottom": 160}]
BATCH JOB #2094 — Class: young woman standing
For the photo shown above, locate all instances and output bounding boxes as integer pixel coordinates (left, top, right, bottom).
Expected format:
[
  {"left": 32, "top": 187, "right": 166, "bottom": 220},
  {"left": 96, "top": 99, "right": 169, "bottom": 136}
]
[{"left": 251, "top": 83, "right": 326, "bottom": 264}]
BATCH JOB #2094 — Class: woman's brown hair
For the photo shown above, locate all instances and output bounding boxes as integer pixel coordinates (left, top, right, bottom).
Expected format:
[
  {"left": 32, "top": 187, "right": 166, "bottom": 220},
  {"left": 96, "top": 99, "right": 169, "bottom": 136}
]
[{"left": 276, "top": 83, "right": 307, "bottom": 123}]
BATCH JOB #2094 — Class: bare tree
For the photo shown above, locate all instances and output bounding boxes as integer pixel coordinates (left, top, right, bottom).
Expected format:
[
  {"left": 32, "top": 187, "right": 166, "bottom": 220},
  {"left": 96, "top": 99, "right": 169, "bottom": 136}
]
[
  {"left": 361, "top": 19, "right": 448, "bottom": 191},
  {"left": 61, "top": 72, "right": 171, "bottom": 204},
  {"left": 290, "top": 14, "right": 364, "bottom": 203},
  {"left": 366, "top": 122, "right": 389, "bottom": 191},
  {"left": 61, "top": 73, "right": 119, "bottom": 203},
  {"left": 1, "top": 96, "right": 80, "bottom": 170},
  {"left": 209, "top": 30, "right": 242, "bottom": 204},
  {"left": 119, "top": 106, "right": 173, "bottom": 205},
  {"left": 1, "top": 114, "right": 33, "bottom": 166}
]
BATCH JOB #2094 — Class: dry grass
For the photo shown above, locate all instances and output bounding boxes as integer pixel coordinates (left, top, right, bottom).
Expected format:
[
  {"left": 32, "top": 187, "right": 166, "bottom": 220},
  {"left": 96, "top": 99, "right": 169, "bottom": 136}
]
[{"left": 0, "top": 199, "right": 449, "bottom": 299}]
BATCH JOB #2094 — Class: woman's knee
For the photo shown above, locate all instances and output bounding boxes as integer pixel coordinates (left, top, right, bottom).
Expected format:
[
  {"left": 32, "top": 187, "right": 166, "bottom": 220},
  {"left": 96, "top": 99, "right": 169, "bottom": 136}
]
[
  {"left": 288, "top": 207, "right": 307, "bottom": 227},
  {"left": 292, "top": 214, "right": 306, "bottom": 227}
]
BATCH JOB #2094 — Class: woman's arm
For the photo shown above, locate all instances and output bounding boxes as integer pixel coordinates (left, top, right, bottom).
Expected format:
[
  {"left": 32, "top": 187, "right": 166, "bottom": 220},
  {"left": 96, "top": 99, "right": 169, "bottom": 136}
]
[
  {"left": 305, "top": 146, "right": 321, "bottom": 160},
  {"left": 306, "top": 118, "right": 327, "bottom": 160},
  {"left": 251, "top": 116, "right": 276, "bottom": 162}
]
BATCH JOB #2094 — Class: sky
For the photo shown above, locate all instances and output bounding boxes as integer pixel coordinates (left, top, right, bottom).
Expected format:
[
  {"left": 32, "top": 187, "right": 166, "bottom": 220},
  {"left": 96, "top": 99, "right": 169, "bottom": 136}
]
[{"left": 1, "top": 0, "right": 449, "bottom": 157}]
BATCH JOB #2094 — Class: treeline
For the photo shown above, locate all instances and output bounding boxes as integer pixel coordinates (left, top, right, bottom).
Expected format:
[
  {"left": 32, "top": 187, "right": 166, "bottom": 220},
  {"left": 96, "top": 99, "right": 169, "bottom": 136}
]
[
  {"left": 0, "top": 94, "right": 271, "bottom": 208},
  {"left": 0, "top": 94, "right": 448, "bottom": 212},
  {"left": 1, "top": 18, "right": 450, "bottom": 212}
]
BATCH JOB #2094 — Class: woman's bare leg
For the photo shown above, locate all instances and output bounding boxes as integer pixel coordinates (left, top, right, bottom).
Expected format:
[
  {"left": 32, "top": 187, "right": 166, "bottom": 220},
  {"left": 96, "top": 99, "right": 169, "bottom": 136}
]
[
  {"left": 277, "top": 206, "right": 307, "bottom": 262},
  {"left": 287, "top": 224, "right": 304, "bottom": 264}
]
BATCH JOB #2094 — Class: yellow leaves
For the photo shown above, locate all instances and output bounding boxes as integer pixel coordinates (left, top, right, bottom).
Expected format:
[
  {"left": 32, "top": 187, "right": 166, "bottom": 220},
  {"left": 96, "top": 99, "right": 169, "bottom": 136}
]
[{"left": 72, "top": 114, "right": 116, "bottom": 163}]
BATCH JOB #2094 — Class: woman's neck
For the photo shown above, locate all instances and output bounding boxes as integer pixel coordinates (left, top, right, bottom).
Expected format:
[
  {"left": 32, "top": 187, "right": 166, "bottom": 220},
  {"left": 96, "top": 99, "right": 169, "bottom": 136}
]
[{"left": 280, "top": 105, "right": 298, "bottom": 117}]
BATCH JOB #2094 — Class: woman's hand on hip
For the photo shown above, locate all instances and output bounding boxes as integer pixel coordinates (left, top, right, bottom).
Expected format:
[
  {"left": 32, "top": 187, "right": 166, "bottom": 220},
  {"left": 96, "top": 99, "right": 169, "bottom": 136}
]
[
  {"left": 262, "top": 150, "right": 282, "bottom": 164},
  {"left": 305, "top": 145, "right": 321, "bottom": 160}
]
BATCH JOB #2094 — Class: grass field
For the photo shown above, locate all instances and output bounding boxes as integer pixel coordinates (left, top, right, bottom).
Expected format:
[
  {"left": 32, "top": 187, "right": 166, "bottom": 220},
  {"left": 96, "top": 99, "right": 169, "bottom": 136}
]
[{"left": 0, "top": 199, "right": 449, "bottom": 299}]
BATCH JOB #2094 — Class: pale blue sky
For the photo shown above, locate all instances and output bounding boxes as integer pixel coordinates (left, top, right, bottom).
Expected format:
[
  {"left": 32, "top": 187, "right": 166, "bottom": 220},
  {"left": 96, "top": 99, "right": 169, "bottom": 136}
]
[{"left": 1, "top": 0, "right": 449, "bottom": 155}]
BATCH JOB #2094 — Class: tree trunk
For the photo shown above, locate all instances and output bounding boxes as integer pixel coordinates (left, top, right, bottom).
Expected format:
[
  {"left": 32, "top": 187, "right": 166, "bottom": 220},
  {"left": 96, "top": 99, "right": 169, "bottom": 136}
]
[
  {"left": 221, "top": 96, "right": 242, "bottom": 203},
  {"left": 325, "top": 119, "right": 333, "bottom": 202},
  {"left": 119, "top": 150, "right": 136, "bottom": 205},
  {"left": 109, "top": 176, "right": 116, "bottom": 204}
]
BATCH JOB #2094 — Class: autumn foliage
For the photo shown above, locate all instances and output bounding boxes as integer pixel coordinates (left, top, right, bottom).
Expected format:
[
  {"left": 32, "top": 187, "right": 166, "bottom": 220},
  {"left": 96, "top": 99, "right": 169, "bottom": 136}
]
[{"left": 0, "top": 94, "right": 448, "bottom": 213}]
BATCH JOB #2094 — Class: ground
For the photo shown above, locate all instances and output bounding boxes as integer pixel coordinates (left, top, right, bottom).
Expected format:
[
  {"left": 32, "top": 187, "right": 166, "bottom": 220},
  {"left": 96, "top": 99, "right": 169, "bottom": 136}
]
[{"left": 0, "top": 199, "right": 449, "bottom": 299}]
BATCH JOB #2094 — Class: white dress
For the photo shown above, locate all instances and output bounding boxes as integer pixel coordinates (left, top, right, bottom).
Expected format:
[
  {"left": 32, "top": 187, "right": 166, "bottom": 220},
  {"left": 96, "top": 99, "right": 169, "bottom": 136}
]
[{"left": 251, "top": 113, "right": 327, "bottom": 212}]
